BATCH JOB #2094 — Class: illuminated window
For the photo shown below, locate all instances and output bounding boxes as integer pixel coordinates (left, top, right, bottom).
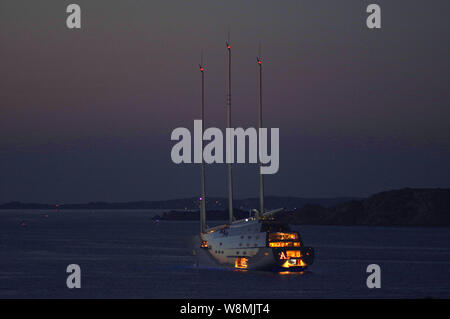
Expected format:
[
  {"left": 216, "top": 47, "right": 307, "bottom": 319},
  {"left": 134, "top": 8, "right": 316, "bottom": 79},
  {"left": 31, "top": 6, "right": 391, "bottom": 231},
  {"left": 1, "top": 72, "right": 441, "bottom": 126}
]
[
  {"left": 281, "top": 259, "right": 307, "bottom": 268},
  {"left": 201, "top": 240, "right": 208, "bottom": 248},
  {"left": 268, "top": 232, "right": 297, "bottom": 241},
  {"left": 269, "top": 242, "right": 300, "bottom": 247},
  {"left": 286, "top": 250, "right": 302, "bottom": 258},
  {"left": 235, "top": 257, "right": 248, "bottom": 269}
]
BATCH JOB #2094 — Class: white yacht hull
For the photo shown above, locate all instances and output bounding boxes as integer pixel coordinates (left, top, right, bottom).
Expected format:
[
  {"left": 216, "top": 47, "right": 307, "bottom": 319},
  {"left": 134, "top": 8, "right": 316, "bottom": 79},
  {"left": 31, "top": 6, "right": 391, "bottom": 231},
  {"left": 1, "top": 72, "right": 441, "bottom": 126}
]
[{"left": 193, "top": 219, "right": 314, "bottom": 272}]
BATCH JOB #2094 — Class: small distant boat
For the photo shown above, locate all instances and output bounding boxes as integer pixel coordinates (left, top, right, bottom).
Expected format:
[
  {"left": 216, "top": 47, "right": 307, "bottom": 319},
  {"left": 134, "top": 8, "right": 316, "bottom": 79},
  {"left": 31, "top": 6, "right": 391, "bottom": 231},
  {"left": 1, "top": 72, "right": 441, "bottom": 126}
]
[{"left": 193, "top": 41, "right": 314, "bottom": 271}]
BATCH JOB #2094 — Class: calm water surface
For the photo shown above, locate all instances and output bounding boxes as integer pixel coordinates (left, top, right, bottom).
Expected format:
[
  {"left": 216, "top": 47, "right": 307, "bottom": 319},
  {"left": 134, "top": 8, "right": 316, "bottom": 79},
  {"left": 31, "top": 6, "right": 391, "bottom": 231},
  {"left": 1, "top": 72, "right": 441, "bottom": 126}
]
[{"left": 0, "top": 210, "right": 449, "bottom": 298}]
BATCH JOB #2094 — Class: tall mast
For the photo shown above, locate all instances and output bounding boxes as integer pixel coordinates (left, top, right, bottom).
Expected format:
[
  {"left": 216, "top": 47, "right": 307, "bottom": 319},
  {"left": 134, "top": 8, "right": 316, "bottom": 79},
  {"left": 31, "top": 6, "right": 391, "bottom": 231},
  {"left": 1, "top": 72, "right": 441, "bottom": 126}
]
[
  {"left": 226, "top": 40, "right": 234, "bottom": 224},
  {"left": 257, "top": 53, "right": 264, "bottom": 218},
  {"left": 199, "top": 58, "right": 207, "bottom": 233}
]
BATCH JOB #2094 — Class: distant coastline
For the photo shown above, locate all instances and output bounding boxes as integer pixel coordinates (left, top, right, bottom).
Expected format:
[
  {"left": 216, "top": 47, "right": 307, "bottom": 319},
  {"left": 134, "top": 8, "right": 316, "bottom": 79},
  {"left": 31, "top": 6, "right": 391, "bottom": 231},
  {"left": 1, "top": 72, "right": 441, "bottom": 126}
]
[
  {"left": 1, "top": 188, "right": 449, "bottom": 227},
  {"left": 150, "top": 188, "right": 450, "bottom": 227},
  {"left": 0, "top": 196, "right": 357, "bottom": 211}
]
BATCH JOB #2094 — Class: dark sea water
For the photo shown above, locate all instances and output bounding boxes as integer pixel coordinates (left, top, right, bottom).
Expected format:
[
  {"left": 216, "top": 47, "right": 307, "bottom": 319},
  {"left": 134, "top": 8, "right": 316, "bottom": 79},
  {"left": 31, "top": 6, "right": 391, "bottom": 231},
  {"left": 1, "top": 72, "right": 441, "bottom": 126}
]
[{"left": 0, "top": 209, "right": 449, "bottom": 299}]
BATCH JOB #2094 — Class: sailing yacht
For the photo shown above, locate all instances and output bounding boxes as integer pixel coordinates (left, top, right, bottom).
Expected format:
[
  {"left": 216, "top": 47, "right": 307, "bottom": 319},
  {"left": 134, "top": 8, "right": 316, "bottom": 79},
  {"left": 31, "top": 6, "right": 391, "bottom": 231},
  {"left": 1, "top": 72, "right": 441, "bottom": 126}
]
[{"left": 194, "top": 42, "right": 314, "bottom": 271}]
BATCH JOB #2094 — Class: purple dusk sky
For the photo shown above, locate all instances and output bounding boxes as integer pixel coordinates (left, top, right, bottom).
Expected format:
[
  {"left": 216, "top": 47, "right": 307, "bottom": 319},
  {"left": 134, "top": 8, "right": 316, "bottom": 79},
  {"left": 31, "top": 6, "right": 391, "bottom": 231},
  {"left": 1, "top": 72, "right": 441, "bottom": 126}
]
[{"left": 0, "top": 1, "right": 449, "bottom": 203}]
